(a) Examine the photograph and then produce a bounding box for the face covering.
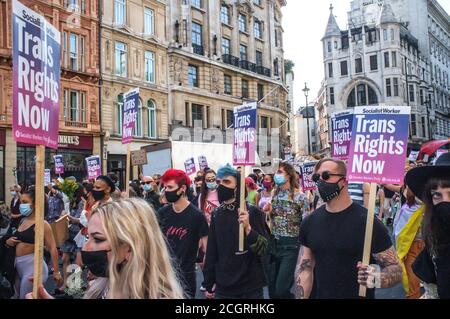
[165,188,183,203]
[19,204,32,217]
[11,191,16,197]
[316,178,345,202]
[262,181,273,191]
[92,189,106,201]
[206,182,218,190]
[143,184,152,192]
[82,193,89,201]
[81,250,111,278]
[217,184,235,204]
[196,186,201,194]
[434,202,450,229]
[274,174,286,186]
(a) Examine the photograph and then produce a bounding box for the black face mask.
[217,184,236,204]
[434,202,450,229]
[82,193,89,201]
[165,188,183,203]
[92,190,106,201]
[196,186,201,194]
[81,250,110,278]
[316,178,345,202]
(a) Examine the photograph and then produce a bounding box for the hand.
[357,262,377,288]
[205,291,215,299]
[53,272,64,287]
[25,280,54,299]
[6,237,21,247]
[263,203,272,213]
[238,208,251,235]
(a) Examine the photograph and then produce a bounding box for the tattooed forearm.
[295,246,315,299]
[373,247,402,289]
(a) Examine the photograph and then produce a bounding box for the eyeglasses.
[312,171,345,182]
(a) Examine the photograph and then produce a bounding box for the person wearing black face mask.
[156,169,209,298]
[406,152,450,299]
[202,164,269,300]
[296,158,401,299]
[92,176,115,205]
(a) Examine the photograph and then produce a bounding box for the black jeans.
[215,287,264,299]
[182,271,197,299]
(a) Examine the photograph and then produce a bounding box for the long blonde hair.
[84,198,184,299]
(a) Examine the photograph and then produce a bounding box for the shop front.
[0,129,5,202]
[17,134,94,188]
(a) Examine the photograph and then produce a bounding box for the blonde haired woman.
[28,198,184,299]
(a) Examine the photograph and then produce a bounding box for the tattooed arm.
[357,246,402,289]
[295,245,315,299]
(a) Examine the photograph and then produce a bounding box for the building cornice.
[101,75,169,95]
[102,23,169,49]
[428,0,450,27]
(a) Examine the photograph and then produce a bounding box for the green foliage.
[57,178,79,204]
[285,59,295,74]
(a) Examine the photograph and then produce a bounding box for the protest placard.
[54,155,64,174]
[198,155,209,171]
[86,156,102,180]
[331,110,353,160]
[301,162,318,191]
[184,158,197,176]
[233,102,257,166]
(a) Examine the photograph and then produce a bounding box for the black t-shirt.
[299,203,392,299]
[157,203,209,274]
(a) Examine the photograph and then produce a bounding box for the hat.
[405,152,450,201]
[96,175,116,193]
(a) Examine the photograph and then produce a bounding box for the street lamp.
[302,82,311,154]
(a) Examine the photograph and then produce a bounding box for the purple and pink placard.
[233,102,257,166]
[331,110,353,160]
[122,88,139,145]
[347,106,411,185]
[86,156,102,180]
[301,162,318,191]
[54,155,64,174]
[184,158,197,176]
[12,0,61,149]
[198,156,209,171]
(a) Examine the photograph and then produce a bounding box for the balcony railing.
[192,44,204,56]
[240,60,256,72]
[222,54,240,67]
[65,121,88,128]
[256,66,271,77]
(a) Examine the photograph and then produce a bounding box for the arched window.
[117,93,124,134]
[347,83,378,107]
[147,100,156,138]
[133,98,143,137]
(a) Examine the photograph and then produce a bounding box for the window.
[260,116,269,130]
[328,63,333,78]
[221,5,230,24]
[327,41,332,53]
[191,0,201,8]
[274,58,279,76]
[63,32,68,67]
[144,51,155,83]
[188,65,198,87]
[115,42,127,76]
[370,55,378,71]
[117,94,123,134]
[257,84,264,101]
[329,87,335,105]
[224,75,232,95]
[342,35,349,49]
[341,61,348,76]
[386,78,392,97]
[409,85,415,102]
[242,79,249,98]
[256,51,263,66]
[191,104,203,126]
[144,7,154,35]
[70,34,78,71]
[347,84,378,107]
[411,114,417,136]
[191,22,202,46]
[355,57,362,73]
[421,116,427,138]
[254,20,262,39]
[133,100,142,137]
[420,89,424,105]
[222,38,230,55]
[63,89,86,123]
[240,45,247,61]
[383,29,388,41]
[384,52,390,68]
[253,0,261,5]
[391,51,397,67]
[393,78,399,96]
[239,14,247,33]
[114,0,126,25]
[147,100,156,138]
[226,109,233,128]
[80,36,85,72]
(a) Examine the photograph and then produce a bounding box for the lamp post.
[302,82,311,154]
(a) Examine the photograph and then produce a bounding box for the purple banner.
[44,169,51,186]
[301,162,318,191]
[184,158,197,176]
[12,0,61,149]
[54,155,64,174]
[331,110,353,160]
[233,102,257,166]
[198,155,208,171]
[86,156,102,180]
[122,88,139,144]
[347,106,411,185]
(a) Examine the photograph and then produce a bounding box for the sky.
[282,0,450,113]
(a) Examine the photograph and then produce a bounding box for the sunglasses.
[205,178,217,183]
[141,181,154,185]
[312,171,345,182]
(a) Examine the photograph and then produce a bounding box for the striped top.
[348,182,364,207]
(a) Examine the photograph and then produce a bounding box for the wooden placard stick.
[125,144,131,197]
[359,182,378,297]
[32,145,45,299]
[239,166,246,252]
